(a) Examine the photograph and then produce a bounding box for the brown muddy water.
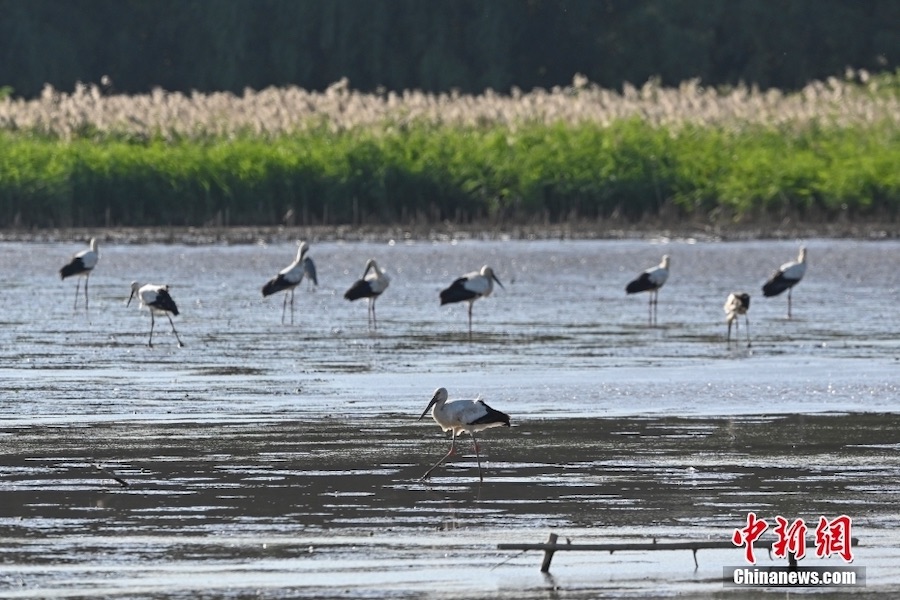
[1,237,899,598]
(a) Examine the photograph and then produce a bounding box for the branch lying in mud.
[497,531,860,573]
[93,463,129,487]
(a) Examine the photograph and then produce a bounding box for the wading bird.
[625,254,670,325]
[343,258,390,328]
[418,387,510,483]
[439,265,504,338]
[262,242,312,324]
[762,246,807,319]
[59,238,99,312]
[127,282,184,347]
[724,292,751,347]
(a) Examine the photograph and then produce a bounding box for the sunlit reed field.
[1,72,898,229]
[3,72,900,137]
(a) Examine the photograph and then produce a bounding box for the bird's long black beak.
[418,392,439,420]
[126,289,135,307]
[493,273,505,290]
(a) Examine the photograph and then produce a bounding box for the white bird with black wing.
[60,238,99,312]
[418,387,510,482]
[626,254,670,325]
[344,258,390,329]
[127,282,184,347]
[762,246,807,319]
[724,292,751,347]
[262,241,312,325]
[439,265,504,338]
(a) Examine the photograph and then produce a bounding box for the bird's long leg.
[280,292,288,324]
[467,301,473,340]
[148,312,155,347]
[787,288,793,319]
[166,313,184,347]
[471,432,484,483]
[290,288,295,325]
[745,315,751,348]
[84,273,90,313]
[420,432,457,481]
[370,298,377,330]
[654,290,660,325]
[73,279,81,311]
[727,320,733,344]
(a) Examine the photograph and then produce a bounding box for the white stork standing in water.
[762,246,807,319]
[59,238,99,312]
[127,282,184,347]
[343,258,390,329]
[418,387,510,483]
[724,292,751,347]
[439,265,504,339]
[625,254,670,325]
[262,242,311,324]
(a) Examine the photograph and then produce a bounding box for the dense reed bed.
[1,73,898,229]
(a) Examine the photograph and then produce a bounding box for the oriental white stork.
[127,282,184,347]
[724,292,751,347]
[439,265,504,338]
[762,246,807,319]
[626,254,669,324]
[262,241,311,324]
[343,258,390,329]
[59,238,99,312]
[418,387,510,482]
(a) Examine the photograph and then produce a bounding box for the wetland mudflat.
[1,238,899,598]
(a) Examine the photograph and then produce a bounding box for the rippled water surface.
[1,237,899,598]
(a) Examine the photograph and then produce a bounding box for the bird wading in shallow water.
[127,282,184,347]
[724,292,751,347]
[418,387,510,483]
[60,238,99,313]
[262,241,312,325]
[626,254,670,325]
[344,258,390,329]
[762,246,807,319]
[439,265,504,339]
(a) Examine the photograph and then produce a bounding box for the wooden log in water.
[497,533,860,573]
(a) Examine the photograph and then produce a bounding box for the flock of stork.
[624,246,808,347]
[58,238,807,480]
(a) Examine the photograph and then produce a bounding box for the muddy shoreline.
[1,217,898,244]
[2,238,898,598]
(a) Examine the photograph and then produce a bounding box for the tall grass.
[0,72,898,228]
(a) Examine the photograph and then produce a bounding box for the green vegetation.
[1,120,897,228]
[0,75,898,229]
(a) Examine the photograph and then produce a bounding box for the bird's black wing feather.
[262,274,293,297]
[440,278,478,305]
[344,279,375,301]
[625,273,654,294]
[471,401,511,427]
[762,273,795,297]
[150,288,179,315]
[60,257,87,279]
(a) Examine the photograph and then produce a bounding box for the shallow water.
[1,237,899,598]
